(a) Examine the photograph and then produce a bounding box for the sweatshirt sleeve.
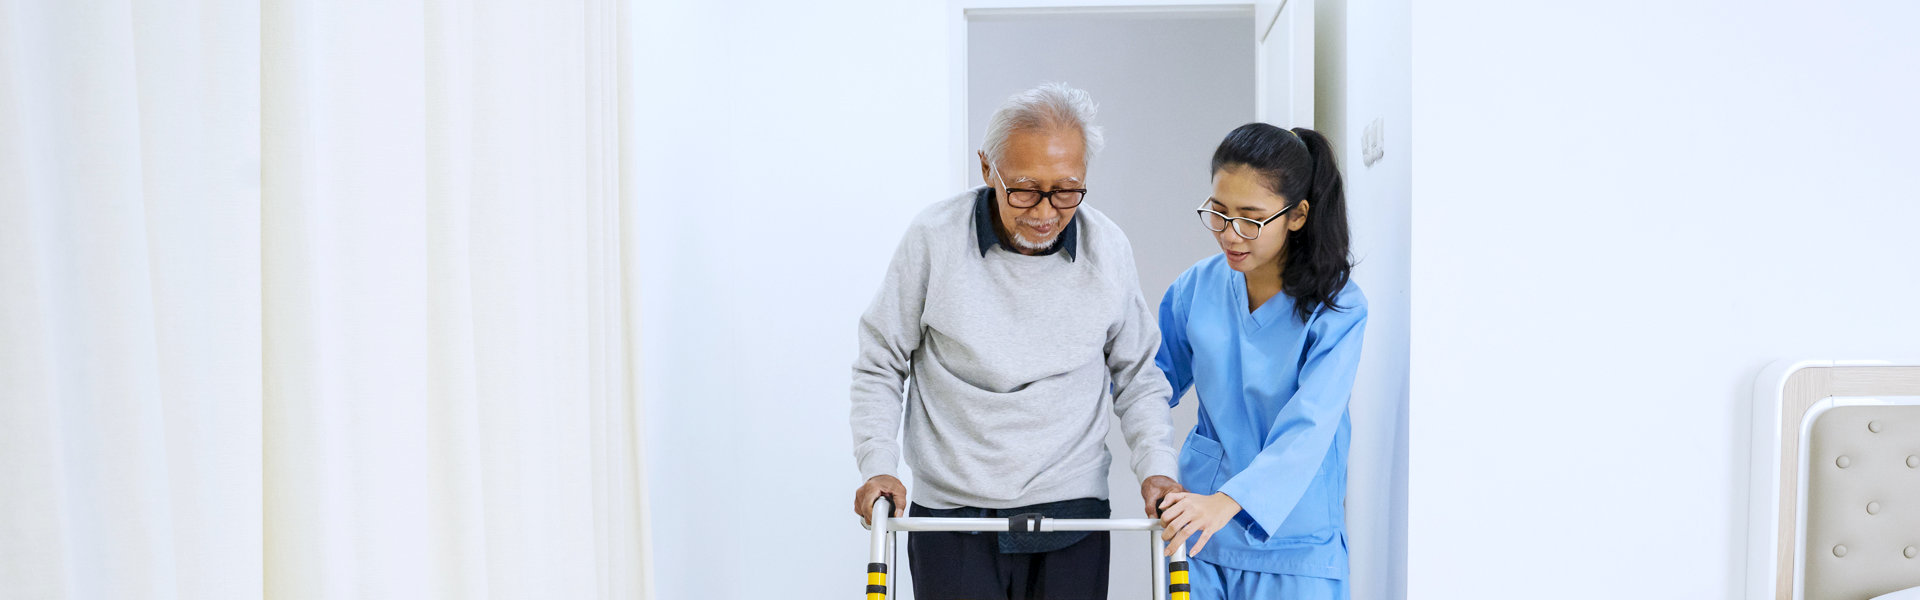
[1104,241,1180,483]
[848,224,930,481]
[1216,288,1367,541]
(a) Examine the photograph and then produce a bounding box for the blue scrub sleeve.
[1154,271,1195,405]
[1216,298,1367,541]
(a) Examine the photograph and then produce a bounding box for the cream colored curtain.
[0,0,651,597]
[0,1,264,597]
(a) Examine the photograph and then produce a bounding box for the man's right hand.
[854,475,907,526]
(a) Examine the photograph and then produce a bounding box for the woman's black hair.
[1210,122,1352,323]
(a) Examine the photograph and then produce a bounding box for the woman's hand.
[1157,491,1242,556]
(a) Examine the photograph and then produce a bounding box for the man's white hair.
[980,82,1104,168]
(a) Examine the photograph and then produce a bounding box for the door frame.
[944,1,1278,190]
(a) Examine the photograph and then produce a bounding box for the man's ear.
[1288,200,1311,232]
[978,151,993,187]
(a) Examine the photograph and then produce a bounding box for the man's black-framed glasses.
[991,165,1087,210]
[1197,198,1299,240]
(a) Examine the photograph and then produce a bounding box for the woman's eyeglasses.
[1196,198,1298,240]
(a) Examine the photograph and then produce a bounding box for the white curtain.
[0,1,264,598]
[0,0,651,597]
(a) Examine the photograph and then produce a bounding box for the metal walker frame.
[862,496,1191,599]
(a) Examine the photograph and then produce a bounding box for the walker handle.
[868,494,897,525]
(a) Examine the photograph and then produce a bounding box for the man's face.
[978,129,1087,254]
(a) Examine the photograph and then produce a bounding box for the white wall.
[967,11,1254,598]
[1411,1,1920,597]
[637,1,1413,598]
[631,2,951,598]
[1312,0,1412,598]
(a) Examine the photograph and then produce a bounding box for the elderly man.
[849,83,1184,600]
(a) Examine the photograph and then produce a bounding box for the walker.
[862,496,1191,599]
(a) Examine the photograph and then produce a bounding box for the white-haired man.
[850,83,1184,599]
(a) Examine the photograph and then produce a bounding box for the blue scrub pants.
[1187,557,1348,600]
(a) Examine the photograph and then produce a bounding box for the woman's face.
[1207,165,1306,274]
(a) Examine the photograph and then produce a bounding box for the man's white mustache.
[1017,217,1060,229]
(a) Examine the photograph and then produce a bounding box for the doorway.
[963,6,1254,599]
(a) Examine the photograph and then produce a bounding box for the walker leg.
[1152,534,1170,600]
[886,530,898,600]
[1168,542,1191,600]
[866,497,891,600]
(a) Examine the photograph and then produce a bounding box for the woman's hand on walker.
[1158,491,1241,556]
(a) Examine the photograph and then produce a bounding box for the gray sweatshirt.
[850,186,1179,509]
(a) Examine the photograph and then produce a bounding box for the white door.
[1255,0,1315,127]
[964,7,1256,599]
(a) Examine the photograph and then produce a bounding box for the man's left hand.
[1140,475,1185,518]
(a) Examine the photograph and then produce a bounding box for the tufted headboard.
[1750,360,1920,600]
[1801,398,1920,599]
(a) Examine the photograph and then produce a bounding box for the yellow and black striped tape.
[1169,560,1190,600]
[865,562,888,600]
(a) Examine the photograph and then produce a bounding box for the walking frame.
[862,496,1191,599]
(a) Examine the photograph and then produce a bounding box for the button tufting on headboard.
[1804,402,1920,599]
[1747,363,1920,600]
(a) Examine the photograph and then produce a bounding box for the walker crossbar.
[862,496,1190,600]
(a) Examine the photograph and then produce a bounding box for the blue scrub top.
[1155,254,1366,579]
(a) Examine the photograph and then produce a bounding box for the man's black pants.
[906,502,1111,600]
